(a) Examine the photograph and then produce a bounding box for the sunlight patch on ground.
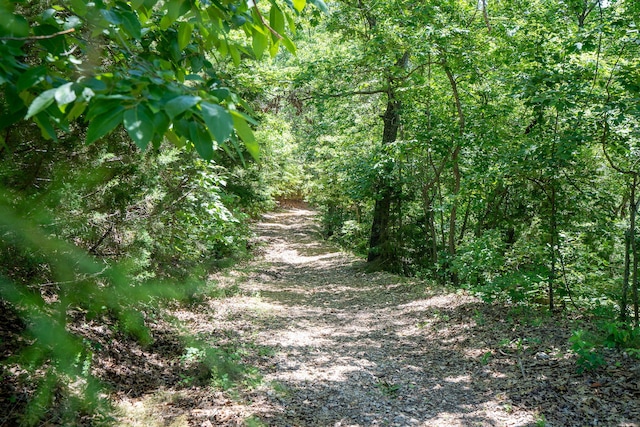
[422,408,536,427]
[116,393,189,427]
[442,374,471,384]
[265,249,344,265]
[398,293,478,311]
[273,355,374,384]
[264,328,333,348]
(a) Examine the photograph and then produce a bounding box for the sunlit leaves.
[293,0,307,12]
[231,111,259,161]
[7,0,331,163]
[54,82,77,107]
[25,88,57,120]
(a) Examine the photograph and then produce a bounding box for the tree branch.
[300,87,389,101]
[0,28,75,41]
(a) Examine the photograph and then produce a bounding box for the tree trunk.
[367,93,401,263]
[621,227,630,323]
[367,52,409,265]
[442,58,464,285]
[631,175,639,325]
[549,180,557,311]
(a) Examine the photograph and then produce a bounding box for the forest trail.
[117,208,639,427]
[207,207,538,426]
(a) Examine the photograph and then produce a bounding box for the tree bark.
[367,52,409,265]
[367,91,401,263]
[442,57,464,285]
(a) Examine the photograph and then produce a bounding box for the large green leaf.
[252,29,268,59]
[123,104,154,150]
[86,99,123,121]
[189,122,214,160]
[1,12,29,37]
[269,5,285,39]
[200,102,233,145]
[231,111,259,161]
[177,22,193,50]
[25,88,57,120]
[116,7,142,39]
[85,106,124,144]
[165,95,200,119]
[160,0,184,30]
[282,37,296,55]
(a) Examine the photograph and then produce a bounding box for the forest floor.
[112,207,640,427]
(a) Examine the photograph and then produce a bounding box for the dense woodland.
[1,0,640,425]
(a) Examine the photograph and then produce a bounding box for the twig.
[0,28,75,41]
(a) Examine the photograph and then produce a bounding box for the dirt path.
[214,208,538,426]
[117,208,640,427]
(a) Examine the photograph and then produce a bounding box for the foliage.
[263,0,640,321]
[569,329,607,373]
[570,322,640,373]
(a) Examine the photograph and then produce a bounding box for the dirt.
[111,208,640,427]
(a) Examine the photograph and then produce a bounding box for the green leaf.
[252,29,268,59]
[161,0,184,30]
[307,0,328,13]
[1,13,29,37]
[269,39,280,57]
[189,122,214,160]
[123,104,154,150]
[85,106,124,144]
[165,95,200,119]
[177,22,193,50]
[293,0,306,12]
[229,44,241,66]
[282,37,296,55]
[16,66,47,92]
[25,88,57,120]
[86,99,122,120]
[200,102,233,144]
[66,101,86,121]
[117,8,142,39]
[152,111,171,136]
[164,129,183,147]
[143,0,159,10]
[231,111,259,161]
[54,83,77,107]
[34,112,58,141]
[130,0,145,10]
[269,5,285,38]
[285,11,296,33]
